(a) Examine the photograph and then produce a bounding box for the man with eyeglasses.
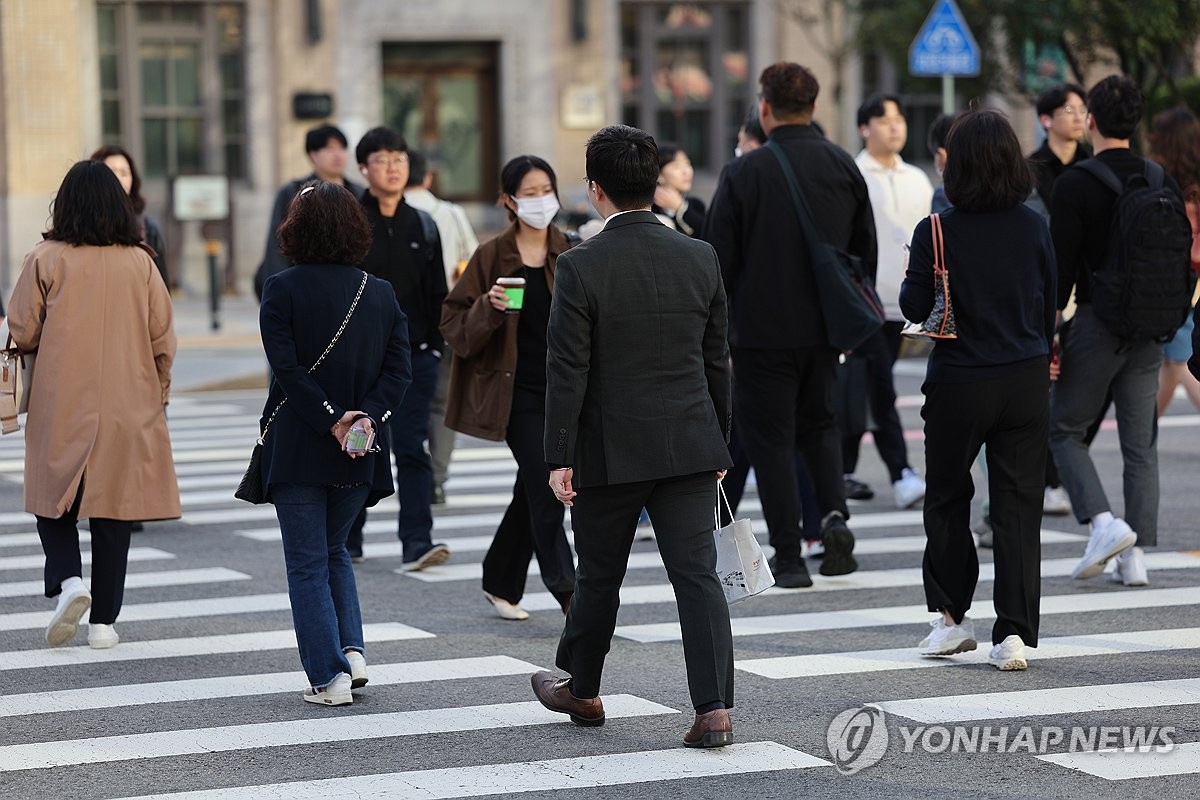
[346,126,451,570]
[1029,83,1089,220]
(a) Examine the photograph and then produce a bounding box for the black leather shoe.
[820,512,858,576]
[684,708,733,748]
[772,558,813,588]
[844,477,875,501]
[531,671,605,726]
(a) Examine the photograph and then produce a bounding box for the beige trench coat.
[7,240,181,520]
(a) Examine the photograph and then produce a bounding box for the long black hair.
[44,160,143,246]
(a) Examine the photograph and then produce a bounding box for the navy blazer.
[259,264,412,505]
[544,210,732,487]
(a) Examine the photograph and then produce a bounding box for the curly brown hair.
[277,180,373,266]
[759,62,819,120]
[1149,107,1200,201]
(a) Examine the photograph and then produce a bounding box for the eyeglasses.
[367,155,409,168]
[1055,106,1088,118]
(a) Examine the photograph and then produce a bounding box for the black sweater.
[900,205,1056,383]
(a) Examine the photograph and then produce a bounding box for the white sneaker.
[1043,486,1072,515]
[345,649,368,688]
[1072,518,1137,580]
[303,672,352,706]
[46,578,91,647]
[918,616,978,656]
[1110,546,1149,586]
[893,468,926,509]
[87,623,119,649]
[484,592,530,621]
[801,539,825,558]
[989,635,1028,671]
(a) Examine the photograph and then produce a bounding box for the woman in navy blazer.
[258,181,412,706]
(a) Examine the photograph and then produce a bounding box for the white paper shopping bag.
[713,483,775,604]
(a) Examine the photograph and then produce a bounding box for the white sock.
[60,576,85,594]
[1090,512,1114,534]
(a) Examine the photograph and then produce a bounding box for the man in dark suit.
[531,125,736,749]
[704,62,878,586]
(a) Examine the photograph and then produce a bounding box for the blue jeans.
[273,483,369,689]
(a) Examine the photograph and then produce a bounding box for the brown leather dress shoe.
[530,670,605,727]
[684,708,733,748]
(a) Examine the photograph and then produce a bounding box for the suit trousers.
[841,322,910,482]
[37,488,133,625]
[482,389,576,604]
[731,346,848,563]
[556,471,734,711]
[428,352,456,490]
[922,359,1047,647]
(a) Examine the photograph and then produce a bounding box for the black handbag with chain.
[235,271,370,504]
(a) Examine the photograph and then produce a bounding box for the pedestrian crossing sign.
[909,0,981,77]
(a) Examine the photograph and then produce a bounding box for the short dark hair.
[926,113,958,156]
[943,111,1034,212]
[277,180,373,265]
[355,126,407,165]
[44,160,143,246]
[1087,75,1144,140]
[656,142,687,171]
[585,125,659,211]
[1035,83,1086,118]
[759,62,819,120]
[856,93,904,128]
[89,144,147,215]
[305,124,349,154]
[741,105,765,145]
[407,149,428,187]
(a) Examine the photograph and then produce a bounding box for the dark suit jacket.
[703,124,877,349]
[544,210,732,487]
[259,264,412,505]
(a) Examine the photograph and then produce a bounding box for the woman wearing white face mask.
[440,155,577,621]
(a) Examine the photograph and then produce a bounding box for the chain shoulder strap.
[257,271,370,445]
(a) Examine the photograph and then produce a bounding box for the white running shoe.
[303,672,352,706]
[1072,518,1137,580]
[345,649,368,688]
[893,468,926,510]
[1110,546,1149,587]
[989,635,1028,671]
[46,578,91,647]
[484,592,530,621]
[801,539,825,559]
[1043,486,1072,515]
[918,616,978,656]
[87,623,119,649]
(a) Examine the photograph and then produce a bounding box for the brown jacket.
[440,223,571,441]
[8,240,181,520]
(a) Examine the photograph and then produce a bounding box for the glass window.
[140,43,169,106]
[172,43,201,107]
[176,117,204,172]
[142,117,168,176]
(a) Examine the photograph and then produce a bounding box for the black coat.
[544,210,732,487]
[258,264,412,505]
[703,124,877,349]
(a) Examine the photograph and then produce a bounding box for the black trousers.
[721,421,821,536]
[482,391,576,604]
[841,322,910,482]
[922,359,1047,647]
[731,346,847,564]
[37,491,133,625]
[556,471,734,711]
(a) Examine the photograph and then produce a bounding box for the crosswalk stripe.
[400,550,666,582]
[110,741,827,800]
[735,626,1200,678]
[0,695,676,773]
[0,593,292,632]
[0,567,249,599]
[0,656,544,717]
[0,531,85,548]
[611,586,1200,641]
[0,546,173,572]
[0,622,433,671]
[876,677,1200,723]
[1038,741,1200,780]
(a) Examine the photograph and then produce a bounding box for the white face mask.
[514,194,560,230]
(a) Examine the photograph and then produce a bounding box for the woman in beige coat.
[7,160,180,649]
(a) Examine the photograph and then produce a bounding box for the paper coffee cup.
[497,277,526,312]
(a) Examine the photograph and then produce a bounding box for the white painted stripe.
[0,546,173,572]
[403,550,667,582]
[1038,741,1200,780]
[0,695,675,773]
[613,586,1200,641]
[0,567,249,599]
[0,531,87,548]
[237,512,522,541]
[0,622,432,671]
[0,593,292,632]
[449,446,516,462]
[172,460,252,477]
[0,656,543,717]
[159,403,245,418]
[736,626,1200,678]
[169,437,257,451]
[109,741,827,800]
[877,677,1200,723]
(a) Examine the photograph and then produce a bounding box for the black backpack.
[1079,158,1195,343]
